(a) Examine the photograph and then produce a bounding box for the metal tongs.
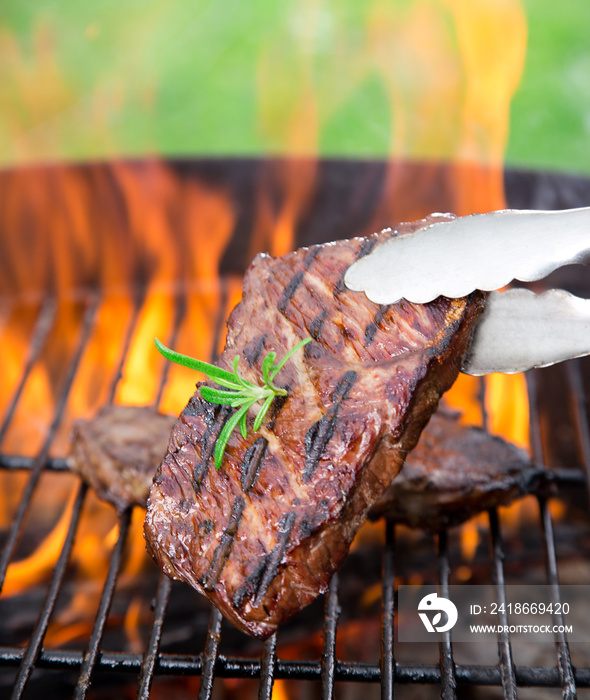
[344,207,590,376]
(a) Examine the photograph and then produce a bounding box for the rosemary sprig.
[155,336,311,468]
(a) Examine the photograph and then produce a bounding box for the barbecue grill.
[1,159,590,699]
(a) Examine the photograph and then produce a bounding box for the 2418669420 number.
[490,602,570,615]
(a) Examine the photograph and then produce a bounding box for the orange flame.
[2,482,77,596]
[0,0,533,653]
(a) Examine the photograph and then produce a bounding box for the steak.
[68,405,175,512]
[369,406,548,530]
[68,404,547,532]
[144,215,486,639]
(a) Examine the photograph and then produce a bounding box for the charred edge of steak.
[203,496,246,591]
[303,370,358,482]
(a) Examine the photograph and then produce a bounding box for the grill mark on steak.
[303,246,321,268]
[278,271,304,313]
[364,322,377,345]
[303,370,357,482]
[241,437,268,491]
[267,393,288,425]
[232,560,266,610]
[244,335,267,366]
[310,310,327,340]
[191,403,232,494]
[231,512,298,610]
[252,511,297,608]
[364,306,392,347]
[203,496,246,591]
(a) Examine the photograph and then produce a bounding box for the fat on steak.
[369,406,548,530]
[144,216,486,639]
[68,405,175,512]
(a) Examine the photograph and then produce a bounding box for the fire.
[448,0,528,214]
[0,0,536,670]
[2,482,77,596]
[0,162,240,647]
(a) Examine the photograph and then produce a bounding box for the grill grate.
[1,289,590,699]
[1,162,590,699]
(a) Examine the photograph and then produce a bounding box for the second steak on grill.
[144,215,486,639]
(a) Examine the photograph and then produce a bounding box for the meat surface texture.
[69,405,175,512]
[369,406,548,530]
[144,216,486,639]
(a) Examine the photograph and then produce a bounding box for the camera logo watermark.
[418,593,458,633]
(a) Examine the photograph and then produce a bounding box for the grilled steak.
[68,405,175,512]
[369,406,548,530]
[144,215,486,639]
[68,404,546,532]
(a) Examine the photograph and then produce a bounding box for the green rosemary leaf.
[230,396,248,408]
[214,404,250,469]
[261,351,277,386]
[269,337,312,380]
[199,386,242,405]
[231,355,255,389]
[156,335,312,469]
[238,407,249,439]
[155,338,237,385]
[253,394,274,431]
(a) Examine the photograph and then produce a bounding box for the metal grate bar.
[136,574,172,699]
[0,455,70,471]
[197,606,223,700]
[0,299,57,445]
[0,296,99,592]
[481,368,518,699]
[566,360,590,508]
[321,572,340,700]
[10,481,88,699]
[8,452,588,484]
[437,530,457,700]
[539,497,577,700]
[527,371,577,699]
[73,507,133,699]
[2,645,590,686]
[380,520,395,700]
[488,508,518,700]
[258,632,278,700]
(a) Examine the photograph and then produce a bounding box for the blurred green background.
[0,0,589,174]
